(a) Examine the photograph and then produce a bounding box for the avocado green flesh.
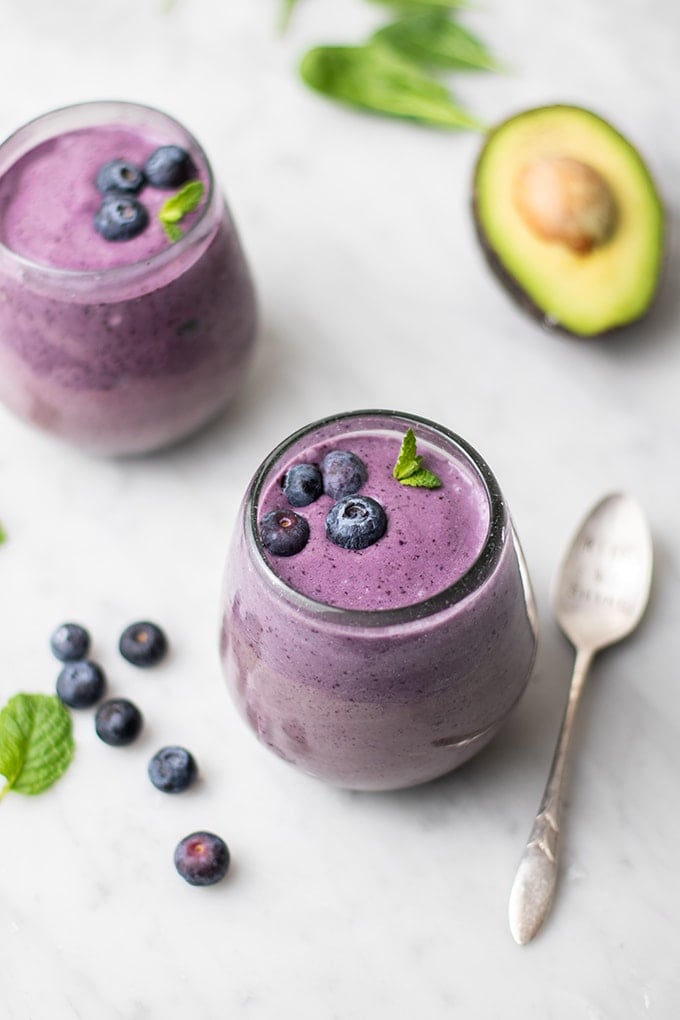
[474,106,665,337]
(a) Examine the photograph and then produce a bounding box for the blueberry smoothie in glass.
[0,101,256,455]
[220,411,538,791]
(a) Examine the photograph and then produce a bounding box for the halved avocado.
[473,105,665,338]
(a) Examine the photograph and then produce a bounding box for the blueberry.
[174,831,230,886]
[148,746,198,793]
[259,509,310,557]
[95,698,143,746]
[119,621,168,667]
[56,660,106,709]
[50,622,91,662]
[95,158,145,195]
[326,495,387,550]
[144,145,196,188]
[321,450,367,500]
[94,195,149,241]
[282,463,323,507]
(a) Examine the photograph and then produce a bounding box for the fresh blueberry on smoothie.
[144,145,195,188]
[95,158,146,195]
[282,463,324,507]
[325,494,387,550]
[260,509,310,557]
[321,449,367,499]
[94,193,149,241]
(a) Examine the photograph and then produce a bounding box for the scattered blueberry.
[326,495,387,550]
[259,509,310,557]
[56,660,106,709]
[321,450,367,500]
[144,145,196,188]
[95,698,143,746]
[148,746,198,794]
[95,158,146,195]
[282,463,323,507]
[174,831,230,886]
[50,622,91,662]
[119,621,168,667]
[94,194,149,241]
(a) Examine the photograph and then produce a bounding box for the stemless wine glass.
[0,101,256,455]
[220,410,538,791]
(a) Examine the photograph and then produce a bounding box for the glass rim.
[0,99,217,285]
[246,409,508,628]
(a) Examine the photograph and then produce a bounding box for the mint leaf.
[0,693,74,801]
[299,44,485,131]
[393,427,421,479]
[158,180,205,242]
[398,468,442,488]
[393,429,442,488]
[0,521,6,544]
[162,222,184,244]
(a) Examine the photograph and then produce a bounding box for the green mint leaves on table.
[158,180,205,243]
[0,693,75,801]
[292,1,499,130]
[393,428,442,488]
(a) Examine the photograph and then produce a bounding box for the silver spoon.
[508,492,653,945]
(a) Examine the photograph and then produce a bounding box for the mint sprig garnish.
[158,180,205,243]
[0,521,6,544]
[392,428,442,488]
[0,693,74,801]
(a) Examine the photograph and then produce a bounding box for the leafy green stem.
[280,0,301,32]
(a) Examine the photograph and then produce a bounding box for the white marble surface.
[1,1,679,1017]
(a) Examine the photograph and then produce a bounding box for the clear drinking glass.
[0,101,256,455]
[220,410,538,791]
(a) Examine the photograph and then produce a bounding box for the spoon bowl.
[553,493,654,653]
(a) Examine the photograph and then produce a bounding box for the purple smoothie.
[0,102,256,455]
[220,411,538,790]
[258,432,490,611]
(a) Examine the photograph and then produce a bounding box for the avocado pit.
[514,155,617,255]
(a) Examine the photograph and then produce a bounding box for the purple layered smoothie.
[0,102,256,455]
[220,411,538,790]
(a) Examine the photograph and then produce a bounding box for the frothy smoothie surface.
[258,428,491,611]
[0,125,207,271]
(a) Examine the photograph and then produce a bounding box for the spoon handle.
[508,647,593,945]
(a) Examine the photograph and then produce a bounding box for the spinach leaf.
[300,44,484,130]
[367,0,470,10]
[374,12,502,71]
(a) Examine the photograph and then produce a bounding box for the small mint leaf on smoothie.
[393,428,442,488]
[0,693,75,802]
[158,180,205,242]
[398,468,442,489]
[162,222,184,244]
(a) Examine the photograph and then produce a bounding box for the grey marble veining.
[0,1,679,1017]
